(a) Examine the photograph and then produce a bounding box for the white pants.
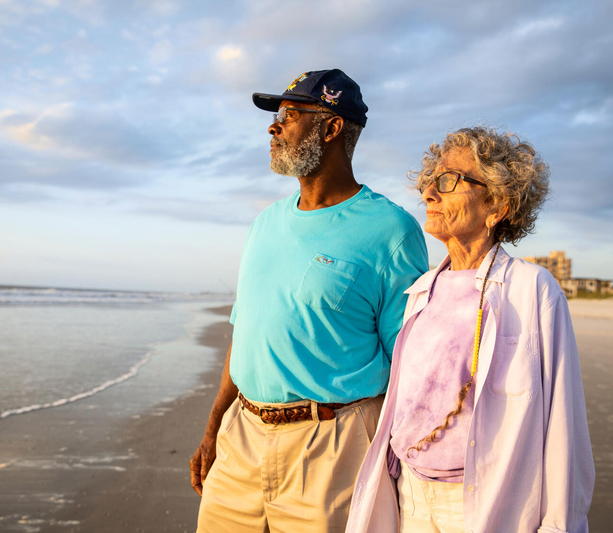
[397,460,465,533]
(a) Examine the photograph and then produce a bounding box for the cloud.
[152,24,170,38]
[0,103,71,151]
[572,97,613,125]
[216,45,242,62]
[210,44,261,90]
[0,102,180,168]
[133,195,259,225]
[34,42,54,53]
[513,16,564,38]
[36,0,61,8]
[0,139,151,191]
[149,38,173,63]
[9,121,55,149]
[1,0,612,290]
[141,0,179,17]
[0,184,56,203]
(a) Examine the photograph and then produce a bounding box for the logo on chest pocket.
[297,253,361,311]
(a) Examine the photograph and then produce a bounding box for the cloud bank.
[1,0,611,289]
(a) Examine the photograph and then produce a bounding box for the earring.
[487,225,491,237]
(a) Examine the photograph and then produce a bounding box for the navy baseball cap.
[253,69,368,127]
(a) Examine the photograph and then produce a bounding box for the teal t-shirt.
[230,185,428,403]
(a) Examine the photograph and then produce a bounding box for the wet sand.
[0,305,232,533]
[0,300,611,532]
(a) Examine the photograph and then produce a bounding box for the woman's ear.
[487,204,510,229]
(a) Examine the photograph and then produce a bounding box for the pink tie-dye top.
[390,266,489,483]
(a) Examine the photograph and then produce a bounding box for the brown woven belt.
[238,392,363,424]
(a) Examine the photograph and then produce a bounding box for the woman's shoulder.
[504,254,566,304]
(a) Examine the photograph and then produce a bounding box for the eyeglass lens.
[272,107,292,124]
[272,107,282,124]
[437,172,459,192]
[419,172,459,193]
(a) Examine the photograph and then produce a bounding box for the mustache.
[271,138,287,148]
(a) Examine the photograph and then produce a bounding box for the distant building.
[523,250,572,281]
[559,278,601,298]
[522,251,611,298]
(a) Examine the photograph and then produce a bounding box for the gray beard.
[270,126,323,177]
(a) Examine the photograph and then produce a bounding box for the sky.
[1,0,612,293]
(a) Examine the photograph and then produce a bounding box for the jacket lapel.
[473,245,510,404]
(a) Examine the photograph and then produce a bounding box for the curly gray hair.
[413,126,550,244]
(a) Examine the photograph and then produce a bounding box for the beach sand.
[0,305,232,533]
[568,299,613,531]
[0,300,611,532]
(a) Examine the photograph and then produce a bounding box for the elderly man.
[190,69,428,532]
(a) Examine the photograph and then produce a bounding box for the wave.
[0,348,157,420]
[0,286,233,306]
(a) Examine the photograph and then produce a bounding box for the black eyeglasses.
[272,106,333,125]
[419,171,487,194]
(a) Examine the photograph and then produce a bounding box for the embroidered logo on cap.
[286,73,308,92]
[315,255,334,265]
[321,85,342,105]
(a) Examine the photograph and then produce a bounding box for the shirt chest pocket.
[297,253,361,311]
[486,333,539,400]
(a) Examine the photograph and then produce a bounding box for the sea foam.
[1,348,155,420]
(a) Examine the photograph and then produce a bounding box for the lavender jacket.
[346,246,595,533]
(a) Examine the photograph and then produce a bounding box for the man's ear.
[323,115,344,143]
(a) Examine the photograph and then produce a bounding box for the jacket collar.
[404,244,511,295]
[476,243,509,283]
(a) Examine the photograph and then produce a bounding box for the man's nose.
[268,121,281,136]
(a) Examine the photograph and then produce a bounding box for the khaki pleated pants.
[197,395,384,533]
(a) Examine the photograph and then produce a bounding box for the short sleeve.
[228,219,257,327]
[376,227,428,358]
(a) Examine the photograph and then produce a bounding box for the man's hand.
[190,432,217,496]
[189,341,237,497]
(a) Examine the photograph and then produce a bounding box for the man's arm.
[189,342,238,496]
[376,227,428,357]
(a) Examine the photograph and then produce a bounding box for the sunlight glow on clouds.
[1,103,71,153]
[9,122,55,150]
[216,45,242,62]
[0,0,611,291]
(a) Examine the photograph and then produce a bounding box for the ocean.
[0,286,234,421]
[0,291,610,531]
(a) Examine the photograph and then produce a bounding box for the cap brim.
[252,92,319,112]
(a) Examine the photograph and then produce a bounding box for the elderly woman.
[346,127,594,533]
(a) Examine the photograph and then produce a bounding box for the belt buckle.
[318,405,336,420]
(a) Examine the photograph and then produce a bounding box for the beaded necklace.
[470,242,501,380]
